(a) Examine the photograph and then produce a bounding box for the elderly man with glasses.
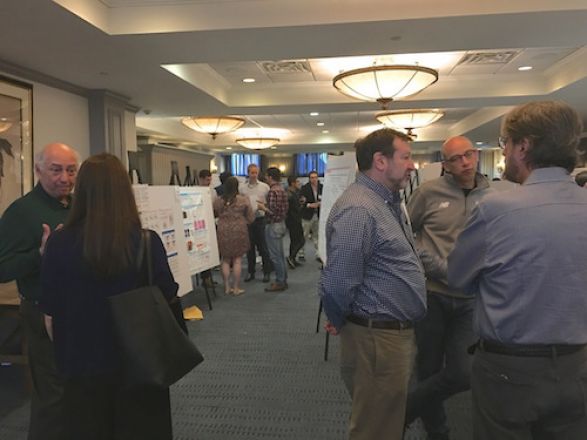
[405,135,493,440]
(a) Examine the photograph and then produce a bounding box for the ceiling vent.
[259,60,312,74]
[458,51,519,65]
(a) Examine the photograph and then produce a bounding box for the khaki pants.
[340,322,415,440]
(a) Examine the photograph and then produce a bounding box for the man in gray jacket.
[405,136,492,439]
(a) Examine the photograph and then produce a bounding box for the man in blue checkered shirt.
[319,128,427,440]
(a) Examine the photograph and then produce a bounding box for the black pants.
[20,300,65,440]
[246,217,272,275]
[63,374,172,440]
[286,218,305,260]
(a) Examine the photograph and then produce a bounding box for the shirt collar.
[33,183,72,209]
[523,167,573,186]
[356,172,401,204]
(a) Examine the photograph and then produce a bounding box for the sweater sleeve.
[0,202,42,282]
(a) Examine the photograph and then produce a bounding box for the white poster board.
[133,185,192,296]
[177,186,220,275]
[318,153,358,263]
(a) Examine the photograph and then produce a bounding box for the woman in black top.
[40,153,178,440]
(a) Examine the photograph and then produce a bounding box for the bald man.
[0,142,79,440]
[405,136,493,439]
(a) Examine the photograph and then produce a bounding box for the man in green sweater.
[0,142,78,440]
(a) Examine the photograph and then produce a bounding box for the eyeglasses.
[443,149,477,164]
[498,136,508,149]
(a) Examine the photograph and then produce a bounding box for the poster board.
[177,186,220,275]
[133,185,192,296]
[318,153,357,263]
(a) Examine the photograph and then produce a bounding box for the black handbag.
[107,229,204,388]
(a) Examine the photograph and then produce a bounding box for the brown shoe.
[264,282,287,292]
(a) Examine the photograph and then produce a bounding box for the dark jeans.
[472,347,587,440]
[285,218,305,260]
[63,373,172,440]
[246,217,272,276]
[406,293,475,436]
[20,300,65,440]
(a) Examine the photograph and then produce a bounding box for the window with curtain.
[228,153,261,176]
[294,152,328,177]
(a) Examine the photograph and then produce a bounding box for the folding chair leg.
[316,299,323,333]
[324,332,330,361]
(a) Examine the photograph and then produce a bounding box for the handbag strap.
[143,229,154,286]
[136,229,153,287]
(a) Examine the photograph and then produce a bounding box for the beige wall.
[140,144,214,185]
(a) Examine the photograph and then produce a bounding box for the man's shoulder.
[2,189,40,218]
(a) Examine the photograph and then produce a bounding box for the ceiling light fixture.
[333,65,438,108]
[376,109,444,137]
[181,116,245,139]
[518,66,533,71]
[242,78,256,83]
[310,112,319,116]
[236,137,280,150]
[317,122,325,126]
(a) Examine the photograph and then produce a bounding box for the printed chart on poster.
[133,185,192,296]
[318,153,357,263]
[177,186,219,275]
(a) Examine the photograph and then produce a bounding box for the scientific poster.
[133,185,192,296]
[177,186,220,275]
[318,153,357,263]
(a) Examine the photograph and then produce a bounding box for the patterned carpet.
[0,247,472,439]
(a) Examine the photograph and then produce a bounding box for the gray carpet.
[0,246,472,439]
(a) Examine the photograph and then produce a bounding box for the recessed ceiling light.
[476,141,484,145]
[322,130,329,134]
[310,112,319,116]
[317,122,325,126]
[242,78,256,83]
[226,147,232,150]
[518,66,533,71]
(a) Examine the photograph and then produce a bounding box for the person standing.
[0,143,78,440]
[299,170,323,261]
[239,164,272,283]
[319,128,426,440]
[213,176,255,295]
[261,167,289,292]
[405,136,492,439]
[448,101,587,439]
[285,176,305,269]
[40,153,177,440]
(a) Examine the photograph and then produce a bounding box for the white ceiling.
[1,0,586,155]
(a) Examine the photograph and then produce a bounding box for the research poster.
[133,185,192,296]
[177,186,220,275]
[318,153,357,263]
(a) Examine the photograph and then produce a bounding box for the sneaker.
[286,257,296,269]
[298,255,306,262]
[262,273,270,283]
[244,274,255,282]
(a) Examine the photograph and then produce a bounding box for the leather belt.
[476,339,586,358]
[347,314,413,330]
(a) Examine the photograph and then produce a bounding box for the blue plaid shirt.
[319,173,427,330]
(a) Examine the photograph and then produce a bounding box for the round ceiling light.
[333,65,438,108]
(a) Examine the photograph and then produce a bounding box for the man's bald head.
[35,143,79,202]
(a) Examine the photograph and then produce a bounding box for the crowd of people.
[0,99,586,440]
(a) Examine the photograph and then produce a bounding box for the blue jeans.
[406,293,475,436]
[264,222,287,284]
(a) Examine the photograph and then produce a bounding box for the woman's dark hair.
[222,176,240,205]
[65,153,141,278]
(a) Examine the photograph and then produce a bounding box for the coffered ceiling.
[1,0,586,155]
